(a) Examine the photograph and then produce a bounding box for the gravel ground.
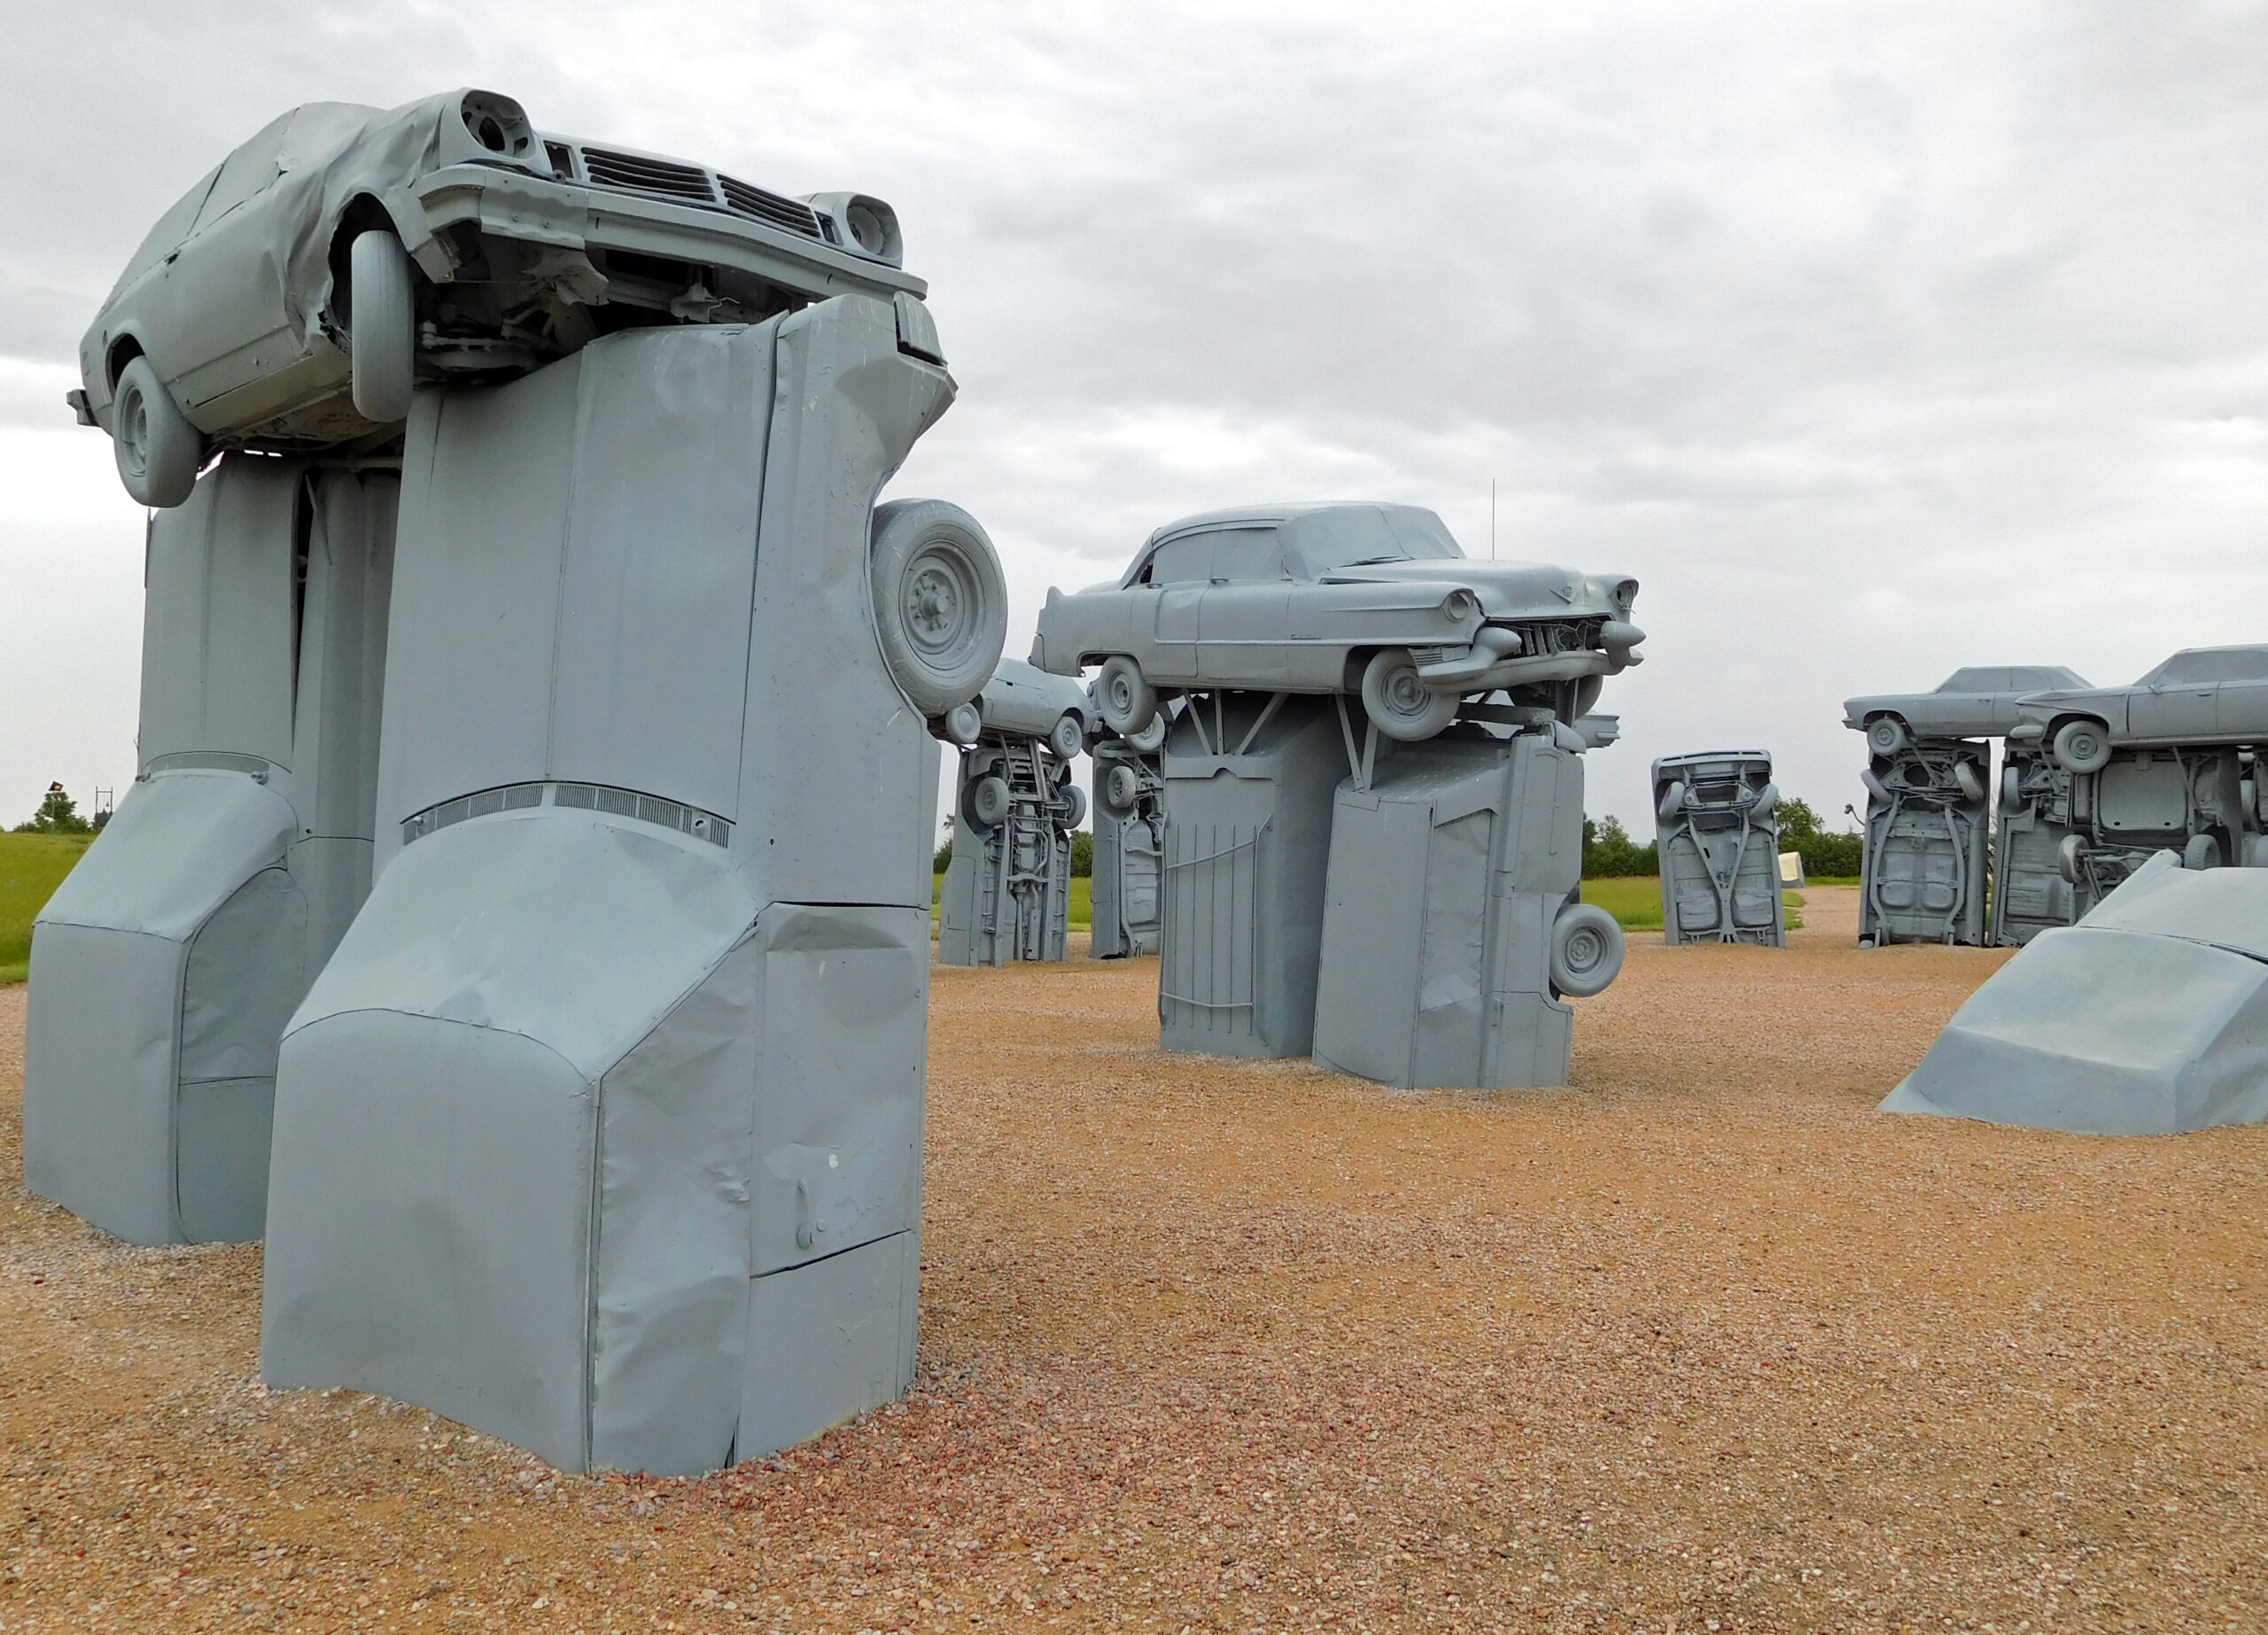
[2,885,2264,1634]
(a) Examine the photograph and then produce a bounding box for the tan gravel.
[2,884,2264,1634]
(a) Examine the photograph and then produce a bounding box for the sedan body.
[2010,647,2268,761]
[1031,503,1640,699]
[1843,666,2089,741]
[74,89,932,451]
[975,658,1097,744]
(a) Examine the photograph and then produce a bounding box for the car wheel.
[110,355,202,508]
[1095,655,1157,736]
[967,775,1011,829]
[2057,833,2087,885]
[1049,712,1084,762]
[1866,716,1909,758]
[1953,763,1984,804]
[2052,718,2113,775]
[1550,903,1625,998]
[1103,764,1141,811]
[1752,781,1780,815]
[1126,709,1169,754]
[2184,833,2222,872]
[2000,767,2026,816]
[870,499,1007,716]
[1060,784,1087,830]
[349,229,416,422]
[1656,780,1687,825]
[1361,649,1457,741]
[1861,767,1891,809]
[939,702,983,746]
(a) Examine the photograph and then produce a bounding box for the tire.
[1094,655,1157,737]
[2052,718,2113,775]
[1866,716,1910,758]
[939,702,983,746]
[1752,781,1780,815]
[1060,784,1088,830]
[1049,712,1085,763]
[2184,833,2222,872]
[2057,833,2086,886]
[1860,768,1891,809]
[110,355,202,508]
[1656,780,1688,825]
[870,499,1007,716]
[1361,648,1457,741]
[1550,903,1626,998]
[2000,767,2026,816]
[1126,710,1169,755]
[1953,763,1984,804]
[349,229,416,422]
[967,775,1011,829]
[1103,764,1141,811]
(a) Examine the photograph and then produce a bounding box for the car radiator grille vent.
[544,141,576,181]
[580,147,718,205]
[718,174,826,239]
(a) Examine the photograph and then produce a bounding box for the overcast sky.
[4,0,2265,834]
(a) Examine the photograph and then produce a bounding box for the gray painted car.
[72,88,936,505]
[941,657,1098,760]
[1030,503,1643,743]
[2009,647,2268,773]
[1841,665,2089,759]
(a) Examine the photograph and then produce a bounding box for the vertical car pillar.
[24,454,395,1244]
[1653,751,1786,948]
[1090,739,1164,959]
[937,738,1076,965]
[1311,729,1616,1089]
[260,298,968,1476]
[1156,693,1345,1058]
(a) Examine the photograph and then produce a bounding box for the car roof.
[1144,501,1446,546]
[1937,665,2089,693]
[2139,644,2268,685]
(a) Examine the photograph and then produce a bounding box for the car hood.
[1316,560,1633,619]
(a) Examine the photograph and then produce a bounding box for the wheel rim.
[1104,670,1133,713]
[119,385,149,480]
[1564,926,1604,975]
[902,544,979,667]
[1380,660,1432,722]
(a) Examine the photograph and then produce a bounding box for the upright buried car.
[1030,503,1643,743]
[73,89,937,505]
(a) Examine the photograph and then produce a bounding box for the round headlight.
[1441,589,1480,622]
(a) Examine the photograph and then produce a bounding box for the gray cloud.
[5,0,2268,827]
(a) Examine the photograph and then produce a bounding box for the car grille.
[567,144,829,244]
[718,174,826,240]
[580,146,717,204]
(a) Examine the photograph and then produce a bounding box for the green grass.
[1581,875,1810,933]
[0,833,96,983]
[935,872,1092,933]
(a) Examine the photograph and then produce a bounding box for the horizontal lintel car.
[1030,502,1642,744]
[1842,666,2089,760]
[2008,646,2268,773]
[76,88,941,506]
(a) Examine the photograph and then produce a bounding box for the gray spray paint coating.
[1090,737,1165,959]
[23,454,394,1245]
[938,741,1079,966]
[260,296,979,1476]
[1884,851,2268,1134]
[1157,694,1347,1058]
[1312,729,1595,1089]
[1653,751,1784,948]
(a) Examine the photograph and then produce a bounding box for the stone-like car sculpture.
[73,88,935,507]
[2008,647,2268,774]
[1030,503,1643,743]
[942,656,1098,763]
[1843,665,2090,759]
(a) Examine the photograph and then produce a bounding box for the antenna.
[1489,477,1496,560]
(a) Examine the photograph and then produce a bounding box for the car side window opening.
[1203,527,1287,583]
[1145,534,1216,585]
[191,111,299,235]
[2145,649,2268,686]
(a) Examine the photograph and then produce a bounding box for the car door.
[2213,655,2268,740]
[1143,533,1212,680]
[2128,672,2217,740]
[1195,528,1293,686]
[155,110,309,412]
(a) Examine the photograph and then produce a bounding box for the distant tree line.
[12,785,107,836]
[1583,796,1863,879]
